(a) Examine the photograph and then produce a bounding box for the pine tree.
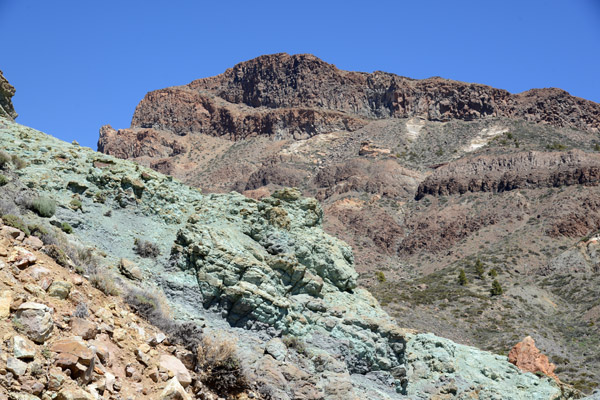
[491,279,503,296]
[475,258,485,280]
[458,269,468,285]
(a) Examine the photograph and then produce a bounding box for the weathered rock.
[48,367,67,391]
[47,281,72,299]
[55,387,95,400]
[508,336,558,381]
[265,338,287,361]
[0,290,12,318]
[159,377,191,400]
[13,302,54,343]
[118,258,142,281]
[416,150,600,200]
[1,226,25,241]
[159,354,192,388]
[7,357,27,376]
[51,337,95,373]
[8,247,37,269]
[23,236,43,250]
[70,318,97,340]
[13,335,36,359]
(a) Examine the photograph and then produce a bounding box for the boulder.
[23,236,43,250]
[508,336,558,381]
[56,387,95,400]
[118,258,142,281]
[159,354,192,387]
[1,226,25,241]
[70,318,98,340]
[265,337,288,361]
[159,377,191,400]
[13,302,54,343]
[7,356,28,376]
[47,281,72,299]
[13,335,36,359]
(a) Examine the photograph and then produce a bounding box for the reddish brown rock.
[0,69,17,120]
[508,336,558,381]
[416,150,600,200]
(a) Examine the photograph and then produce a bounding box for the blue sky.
[1,0,599,149]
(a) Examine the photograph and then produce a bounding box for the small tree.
[475,258,485,280]
[490,279,503,296]
[458,269,468,285]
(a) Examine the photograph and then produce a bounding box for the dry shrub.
[90,273,121,296]
[133,238,160,258]
[124,287,202,351]
[197,334,249,395]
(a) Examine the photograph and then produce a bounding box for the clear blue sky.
[1,0,599,149]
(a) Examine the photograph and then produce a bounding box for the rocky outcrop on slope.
[0,70,17,120]
[98,53,599,150]
[416,150,600,199]
[509,336,558,381]
[1,118,574,398]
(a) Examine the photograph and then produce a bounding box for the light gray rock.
[13,335,36,359]
[7,356,28,376]
[265,338,287,361]
[13,302,54,343]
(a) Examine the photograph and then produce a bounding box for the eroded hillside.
[96,53,600,393]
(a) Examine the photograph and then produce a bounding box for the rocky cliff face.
[0,118,577,398]
[416,150,600,199]
[0,70,17,120]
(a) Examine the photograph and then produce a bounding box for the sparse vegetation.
[0,174,7,186]
[74,302,89,318]
[29,196,56,217]
[69,198,82,211]
[11,154,26,169]
[1,214,30,235]
[0,152,10,169]
[546,142,568,151]
[491,279,503,296]
[458,269,468,285]
[488,268,498,278]
[133,238,160,258]
[90,273,120,296]
[61,222,73,234]
[197,334,249,395]
[475,258,486,280]
[282,335,307,355]
[375,270,386,283]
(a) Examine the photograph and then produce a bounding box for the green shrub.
[1,214,30,235]
[0,174,7,186]
[30,196,56,218]
[491,279,503,296]
[488,268,498,278]
[375,270,386,283]
[69,198,82,211]
[475,258,486,280]
[61,222,73,234]
[458,269,468,285]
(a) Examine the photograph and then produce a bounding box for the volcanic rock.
[508,336,558,381]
